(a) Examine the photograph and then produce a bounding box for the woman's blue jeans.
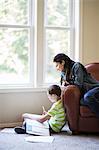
[81,87,99,117]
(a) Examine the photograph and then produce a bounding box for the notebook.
[25,115,50,136]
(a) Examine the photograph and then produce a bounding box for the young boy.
[14,85,66,134]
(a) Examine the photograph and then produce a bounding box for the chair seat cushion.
[80,106,96,117]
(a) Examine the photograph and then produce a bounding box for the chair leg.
[72,131,79,135]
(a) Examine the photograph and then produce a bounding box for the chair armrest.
[63,85,81,132]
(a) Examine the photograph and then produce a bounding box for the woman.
[53,53,99,117]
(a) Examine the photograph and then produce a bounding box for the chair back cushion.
[85,63,99,81]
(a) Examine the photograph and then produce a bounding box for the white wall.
[0,90,51,127]
[81,0,99,64]
[0,0,99,127]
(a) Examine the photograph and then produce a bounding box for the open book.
[25,114,50,136]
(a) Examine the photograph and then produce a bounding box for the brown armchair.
[63,63,99,134]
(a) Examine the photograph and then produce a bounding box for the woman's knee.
[84,87,99,103]
[84,93,91,103]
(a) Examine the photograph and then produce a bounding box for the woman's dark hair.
[53,53,88,85]
[48,85,61,97]
[53,53,72,69]
[53,53,73,81]
[53,53,71,64]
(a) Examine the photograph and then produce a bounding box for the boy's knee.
[22,113,28,118]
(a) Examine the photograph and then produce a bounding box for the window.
[44,0,74,84]
[0,0,34,87]
[0,0,79,89]
[43,0,79,85]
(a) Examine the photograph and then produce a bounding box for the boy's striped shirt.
[47,100,66,132]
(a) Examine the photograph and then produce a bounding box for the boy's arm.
[36,113,51,123]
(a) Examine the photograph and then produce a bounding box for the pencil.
[42,106,45,112]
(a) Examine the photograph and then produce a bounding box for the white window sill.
[0,85,47,93]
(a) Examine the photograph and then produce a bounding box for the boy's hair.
[47,85,61,97]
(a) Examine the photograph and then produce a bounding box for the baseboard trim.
[0,122,22,129]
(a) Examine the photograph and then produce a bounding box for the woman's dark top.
[61,62,99,97]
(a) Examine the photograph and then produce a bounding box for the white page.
[25,136,54,143]
[27,126,49,136]
[26,119,49,129]
[26,119,50,136]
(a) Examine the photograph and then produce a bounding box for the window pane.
[45,0,70,26]
[0,0,29,25]
[44,29,70,84]
[0,28,30,84]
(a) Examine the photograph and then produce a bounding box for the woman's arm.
[72,63,85,88]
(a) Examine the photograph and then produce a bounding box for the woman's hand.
[62,80,69,86]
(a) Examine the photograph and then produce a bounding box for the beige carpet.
[0,126,99,150]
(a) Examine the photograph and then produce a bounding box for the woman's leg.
[83,87,99,117]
